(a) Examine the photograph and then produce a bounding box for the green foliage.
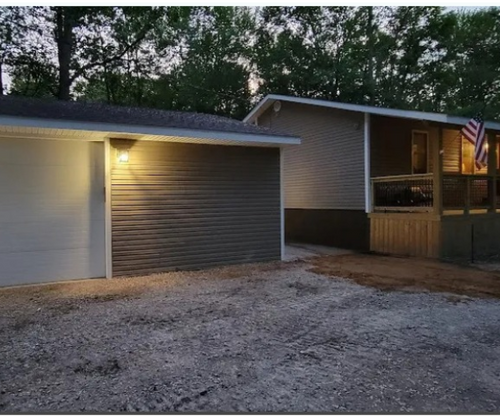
[2,6,500,121]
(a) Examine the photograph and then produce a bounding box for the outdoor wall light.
[117,149,130,163]
[112,138,135,164]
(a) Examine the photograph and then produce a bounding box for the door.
[0,138,105,286]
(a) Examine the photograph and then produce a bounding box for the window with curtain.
[412,131,428,174]
[462,137,475,174]
[497,137,500,170]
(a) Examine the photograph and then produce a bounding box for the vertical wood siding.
[110,140,280,276]
[369,213,441,258]
[441,213,500,261]
[259,102,365,210]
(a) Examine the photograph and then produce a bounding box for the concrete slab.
[284,243,353,262]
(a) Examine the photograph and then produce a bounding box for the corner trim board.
[104,138,113,279]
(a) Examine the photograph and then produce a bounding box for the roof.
[244,94,500,132]
[0,95,299,144]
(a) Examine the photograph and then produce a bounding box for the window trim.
[411,129,430,174]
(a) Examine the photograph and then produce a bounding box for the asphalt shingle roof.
[0,95,294,138]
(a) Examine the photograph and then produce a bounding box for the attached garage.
[0,96,299,287]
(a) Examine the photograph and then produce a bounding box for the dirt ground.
[1,254,500,412]
[311,253,500,299]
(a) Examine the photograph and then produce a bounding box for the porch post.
[487,132,497,213]
[432,126,443,215]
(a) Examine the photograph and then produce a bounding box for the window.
[461,135,490,174]
[497,137,500,171]
[412,131,428,174]
[462,137,475,174]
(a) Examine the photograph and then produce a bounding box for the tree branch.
[70,24,152,82]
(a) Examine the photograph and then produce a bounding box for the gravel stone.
[1,258,500,412]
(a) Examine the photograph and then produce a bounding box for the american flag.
[461,113,487,169]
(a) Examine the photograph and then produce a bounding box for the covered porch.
[367,114,500,261]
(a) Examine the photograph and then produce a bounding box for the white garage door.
[0,138,106,286]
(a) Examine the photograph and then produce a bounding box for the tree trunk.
[55,7,73,100]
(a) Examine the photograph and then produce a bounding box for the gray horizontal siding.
[110,140,280,276]
[259,102,364,210]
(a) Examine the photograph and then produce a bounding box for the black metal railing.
[372,174,433,211]
[372,174,498,213]
[442,175,493,210]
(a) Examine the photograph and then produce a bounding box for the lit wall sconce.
[111,138,135,164]
[117,149,129,163]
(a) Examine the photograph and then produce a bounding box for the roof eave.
[0,115,300,147]
[244,94,500,131]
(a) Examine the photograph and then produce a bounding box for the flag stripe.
[462,114,487,170]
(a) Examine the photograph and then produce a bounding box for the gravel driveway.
[1,256,500,412]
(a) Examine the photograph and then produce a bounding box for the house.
[0,95,299,287]
[244,95,500,261]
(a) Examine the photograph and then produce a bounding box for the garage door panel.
[0,138,105,286]
[0,197,104,222]
[0,219,105,253]
[0,247,105,286]
[0,139,95,166]
[0,165,92,194]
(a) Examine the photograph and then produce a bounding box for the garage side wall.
[110,140,280,276]
[258,102,368,250]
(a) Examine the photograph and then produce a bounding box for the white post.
[364,112,371,213]
[280,147,285,260]
[104,138,113,279]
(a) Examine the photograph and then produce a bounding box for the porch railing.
[372,174,499,213]
[442,175,499,212]
[372,174,433,212]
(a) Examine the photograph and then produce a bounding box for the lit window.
[462,137,475,174]
[412,131,428,174]
[497,138,500,171]
[461,136,490,174]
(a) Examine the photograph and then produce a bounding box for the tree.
[163,7,254,118]
[2,6,500,122]
[0,7,34,95]
[447,7,500,119]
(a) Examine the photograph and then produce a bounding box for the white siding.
[259,102,365,210]
[0,138,105,286]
